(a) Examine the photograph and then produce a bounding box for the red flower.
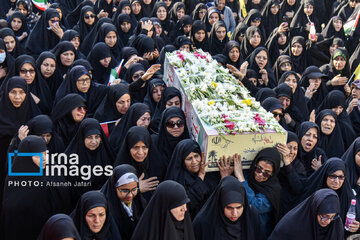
[225,121,235,130]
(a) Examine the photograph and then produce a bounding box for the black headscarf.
[109,103,150,154]
[65,0,94,28]
[268,189,343,240]
[321,16,345,40]
[273,55,293,82]
[171,15,193,40]
[246,46,277,88]
[265,28,289,67]
[55,65,108,115]
[315,109,345,158]
[52,41,77,76]
[301,158,354,221]
[285,36,308,74]
[0,38,15,83]
[87,42,116,84]
[140,0,156,17]
[243,9,266,38]
[25,8,61,57]
[51,93,86,147]
[255,88,276,103]
[143,78,166,114]
[123,62,149,102]
[95,0,114,18]
[290,0,320,38]
[115,13,133,46]
[297,121,328,176]
[248,147,282,225]
[35,51,64,100]
[73,5,97,41]
[151,2,174,35]
[151,106,190,166]
[70,191,121,240]
[261,0,281,38]
[94,83,131,123]
[131,34,155,57]
[114,126,165,181]
[193,176,265,240]
[222,40,243,69]
[131,180,195,240]
[240,26,262,59]
[61,30,87,60]
[2,135,71,240]
[300,65,328,111]
[100,164,146,240]
[8,11,29,39]
[0,27,25,58]
[230,22,247,44]
[350,41,360,73]
[342,137,360,189]
[245,0,265,11]
[37,214,81,240]
[65,118,115,191]
[190,20,209,52]
[209,20,229,56]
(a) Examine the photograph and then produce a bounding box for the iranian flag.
[32,0,47,11]
[344,6,360,36]
[108,59,124,86]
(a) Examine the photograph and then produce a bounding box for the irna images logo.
[8,150,43,176]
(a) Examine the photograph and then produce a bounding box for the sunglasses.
[133,72,144,80]
[254,165,272,178]
[20,69,35,75]
[84,14,96,19]
[273,112,284,118]
[328,174,345,181]
[166,119,184,128]
[76,106,87,112]
[319,214,340,222]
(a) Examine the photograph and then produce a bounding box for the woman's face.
[176,8,185,20]
[228,47,240,63]
[164,0,172,7]
[166,96,181,108]
[195,29,206,42]
[132,70,145,82]
[152,85,164,103]
[278,33,287,45]
[32,151,47,169]
[270,4,280,15]
[71,37,80,50]
[291,42,303,56]
[84,11,96,25]
[183,24,192,34]
[333,19,343,32]
[41,133,52,145]
[8,87,26,108]
[224,203,244,222]
[215,26,226,41]
[284,74,297,93]
[166,116,185,137]
[255,50,268,69]
[99,57,111,68]
[304,4,314,16]
[120,22,131,33]
[249,31,261,48]
[355,151,360,167]
[209,12,219,26]
[19,62,36,84]
[317,213,337,228]
[11,17,22,31]
[184,152,201,173]
[60,50,75,66]
[179,44,191,52]
[116,181,138,205]
[122,6,131,14]
[84,134,101,150]
[278,96,291,110]
[254,160,273,182]
[131,2,141,15]
[17,3,28,16]
[40,58,56,78]
[85,207,106,234]
[280,62,292,72]
[198,9,207,20]
[287,141,298,162]
[156,6,167,21]
[105,31,117,48]
[170,203,187,221]
[130,141,149,162]
[301,127,318,152]
[48,17,60,28]
[217,0,226,11]
[329,44,338,56]
[76,74,91,93]
[321,115,336,135]
[4,35,16,53]
[136,112,151,128]
[326,170,345,191]
[71,106,86,122]
[309,78,321,90]
[333,56,346,71]
[116,94,131,114]
[287,0,296,6]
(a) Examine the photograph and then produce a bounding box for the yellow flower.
[210,82,217,88]
[208,100,215,106]
[242,99,252,106]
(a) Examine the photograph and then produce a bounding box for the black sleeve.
[282,164,306,196]
[129,77,146,92]
[186,177,210,218]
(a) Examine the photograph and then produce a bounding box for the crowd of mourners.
[1,0,360,239]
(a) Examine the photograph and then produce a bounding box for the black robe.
[72,5,97,41]
[193,176,265,240]
[52,41,77,77]
[131,180,196,240]
[190,20,209,52]
[0,28,25,58]
[37,214,81,240]
[208,20,229,56]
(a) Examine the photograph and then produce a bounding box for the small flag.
[355,63,360,81]
[108,59,124,86]
[32,0,47,11]
[239,0,247,18]
[100,120,118,138]
[344,7,360,36]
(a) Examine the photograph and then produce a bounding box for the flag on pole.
[344,6,360,36]
[239,0,247,18]
[354,63,360,81]
[108,59,124,86]
[100,120,118,138]
[32,0,47,11]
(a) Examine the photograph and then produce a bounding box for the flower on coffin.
[176,51,185,61]
[242,99,252,107]
[208,100,215,106]
[254,114,267,127]
[210,82,217,88]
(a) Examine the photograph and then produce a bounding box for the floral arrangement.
[166,50,285,135]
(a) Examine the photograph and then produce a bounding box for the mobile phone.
[282,16,291,26]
